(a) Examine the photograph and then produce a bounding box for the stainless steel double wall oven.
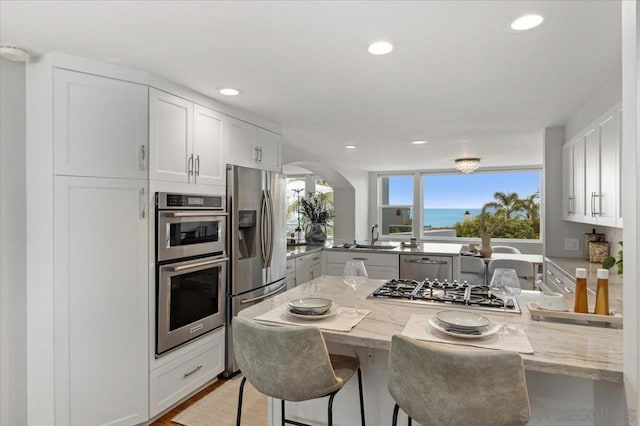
[155,192,228,355]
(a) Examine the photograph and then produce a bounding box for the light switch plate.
[564,238,580,251]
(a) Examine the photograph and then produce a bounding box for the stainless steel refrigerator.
[223,164,287,375]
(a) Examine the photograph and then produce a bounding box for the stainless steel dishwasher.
[400,254,453,282]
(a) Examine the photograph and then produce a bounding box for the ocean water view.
[423,208,482,228]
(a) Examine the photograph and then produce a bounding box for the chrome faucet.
[371,224,379,244]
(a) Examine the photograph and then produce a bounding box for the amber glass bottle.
[594,269,609,315]
[573,268,588,313]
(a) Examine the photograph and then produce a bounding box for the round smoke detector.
[0,44,30,62]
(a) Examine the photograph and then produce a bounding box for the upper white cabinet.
[226,116,281,172]
[149,89,225,186]
[53,69,148,178]
[563,103,622,227]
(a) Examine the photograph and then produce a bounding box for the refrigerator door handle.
[260,189,269,266]
[265,189,275,267]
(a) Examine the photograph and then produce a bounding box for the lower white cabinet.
[325,251,399,280]
[286,259,296,290]
[149,328,225,417]
[295,252,323,285]
[53,176,149,426]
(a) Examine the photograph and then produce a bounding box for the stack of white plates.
[287,298,337,320]
[430,310,499,339]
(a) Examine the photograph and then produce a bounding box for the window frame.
[376,167,543,243]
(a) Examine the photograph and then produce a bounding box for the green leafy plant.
[299,192,334,225]
[602,241,623,274]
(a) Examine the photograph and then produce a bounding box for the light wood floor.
[150,378,229,425]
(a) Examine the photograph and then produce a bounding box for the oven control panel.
[157,192,224,210]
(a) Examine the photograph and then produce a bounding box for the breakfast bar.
[239,276,625,426]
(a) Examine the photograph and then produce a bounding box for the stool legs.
[327,392,337,426]
[357,368,366,426]
[391,403,412,426]
[236,377,247,426]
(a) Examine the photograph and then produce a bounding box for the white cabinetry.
[562,139,585,221]
[563,103,622,227]
[226,116,281,171]
[149,329,224,417]
[54,177,149,425]
[286,259,296,290]
[325,251,399,280]
[149,88,225,186]
[295,252,323,285]
[53,69,148,178]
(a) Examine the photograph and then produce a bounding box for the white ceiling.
[1,1,621,172]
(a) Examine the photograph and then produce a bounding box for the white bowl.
[435,310,491,329]
[538,292,568,311]
[288,298,333,315]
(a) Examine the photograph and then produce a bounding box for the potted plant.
[478,202,505,257]
[602,241,623,275]
[300,192,334,245]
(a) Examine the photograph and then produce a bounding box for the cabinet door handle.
[564,286,573,294]
[593,193,601,216]
[352,257,368,261]
[258,147,263,162]
[140,145,146,171]
[195,155,200,177]
[254,147,260,163]
[183,365,203,378]
[567,196,574,215]
[140,188,146,219]
[188,154,194,179]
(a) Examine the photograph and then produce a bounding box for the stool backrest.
[460,256,486,285]
[488,259,534,289]
[491,245,522,254]
[233,316,341,401]
[388,335,530,426]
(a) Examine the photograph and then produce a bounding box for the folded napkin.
[401,313,534,354]
[254,303,370,332]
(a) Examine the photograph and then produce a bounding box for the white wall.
[0,58,27,426]
[622,1,639,418]
[281,139,369,241]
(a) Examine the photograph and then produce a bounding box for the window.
[286,175,334,239]
[377,170,542,240]
[422,171,541,239]
[379,175,413,236]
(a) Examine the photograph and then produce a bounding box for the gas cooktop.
[368,278,521,313]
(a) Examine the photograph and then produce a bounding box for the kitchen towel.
[401,313,534,354]
[253,303,370,332]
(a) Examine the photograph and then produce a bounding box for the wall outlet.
[564,238,580,251]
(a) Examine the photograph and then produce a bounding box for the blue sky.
[388,171,541,208]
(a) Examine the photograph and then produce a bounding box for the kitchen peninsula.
[240,276,624,426]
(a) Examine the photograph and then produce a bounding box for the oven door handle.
[164,211,227,218]
[165,257,228,272]
[240,282,287,305]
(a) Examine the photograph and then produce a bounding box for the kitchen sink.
[352,244,398,250]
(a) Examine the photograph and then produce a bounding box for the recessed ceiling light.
[219,88,240,96]
[368,41,393,55]
[345,145,357,149]
[510,14,544,31]
[411,140,428,145]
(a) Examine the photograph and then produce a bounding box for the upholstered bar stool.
[460,255,487,285]
[488,259,535,290]
[233,316,366,426]
[388,335,530,426]
[491,245,522,254]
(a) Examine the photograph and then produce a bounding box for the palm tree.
[519,193,540,220]
[492,191,524,218]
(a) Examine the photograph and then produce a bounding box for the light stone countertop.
[239,275,623,383]
[546,256,623,314]
[287,241,463,258]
